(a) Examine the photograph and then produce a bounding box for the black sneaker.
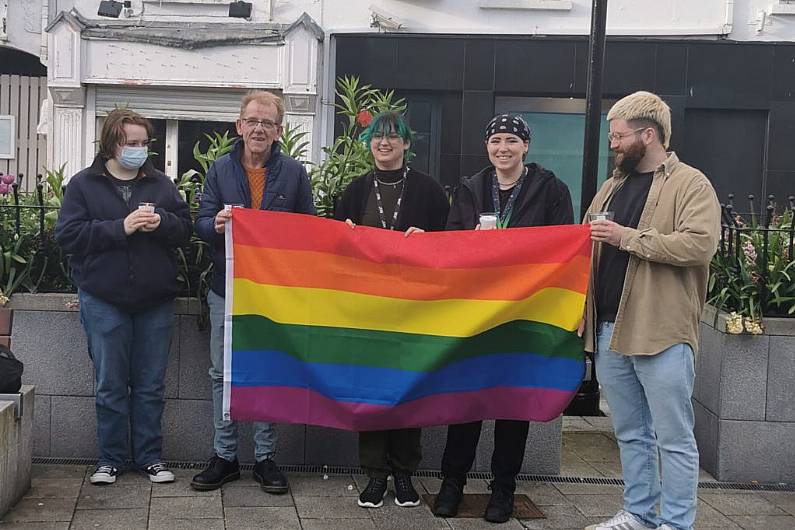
[143,462,175,483]
[393,472,420,507]
[89,465,119,485]
[432,476,464,517]
[190,455,240,491]
[253,458,289,494]
[484,483,514,523]
[357,477,388,508]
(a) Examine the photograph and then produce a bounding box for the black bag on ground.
[0,344,23,393]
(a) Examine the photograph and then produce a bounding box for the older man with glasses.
[192,90,316,493]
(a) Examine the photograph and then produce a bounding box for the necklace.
[374,177,405,186]
[497,173,522,190]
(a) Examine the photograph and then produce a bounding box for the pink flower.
[0,182,9,195]
[356,110,373,128]
[0,174,15,185]
[742,240,757,265]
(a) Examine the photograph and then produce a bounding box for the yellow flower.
[744,317,765,335]
[726,312,744,334]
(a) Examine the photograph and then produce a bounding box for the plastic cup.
[224,203,244,212]
[588,211,614,222]
[138,202,155,213]
[479,213,498,230]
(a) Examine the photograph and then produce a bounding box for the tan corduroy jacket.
[583,152,721,356]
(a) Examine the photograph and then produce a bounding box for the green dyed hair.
[359,111,415,161]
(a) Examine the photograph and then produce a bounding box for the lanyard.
[491,167,527,229]
[373,167,408,230]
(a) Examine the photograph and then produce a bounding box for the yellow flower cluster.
[0,290,8,306]
[744,317,765,335]
[726,312,744,334]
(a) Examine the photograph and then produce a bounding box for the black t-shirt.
[595,171,654,322]
[106,174,139,205]
[361,168,405,229]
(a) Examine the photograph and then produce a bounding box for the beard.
[614,139,647,173]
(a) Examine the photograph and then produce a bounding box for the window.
[403,96,441,180]
[496,97,612,217]
[0,115,14,159]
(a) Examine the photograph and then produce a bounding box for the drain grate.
[32,457,794,492]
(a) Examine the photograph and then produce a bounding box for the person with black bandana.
[334,111,449,510]
[435,114,574,523]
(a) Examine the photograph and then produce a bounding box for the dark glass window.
[177,120,237,178]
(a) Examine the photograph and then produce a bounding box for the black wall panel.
[494,40,578,94]
[395,38,465,90]
[686,44,774,109]
[465,40,496,91]
[603,42,657,96]
[655,44,688,96]
[461,90,495,155]
[767,102,795,172]
[772,46,795,102]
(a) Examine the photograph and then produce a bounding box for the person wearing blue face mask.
[56,108,192,486]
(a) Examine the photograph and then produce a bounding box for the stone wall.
[9,294,561,474]
[694,306,795,483]
[0,386,34,518]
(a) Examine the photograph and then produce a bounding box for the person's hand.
[214,209,232,234]
[474,223,481,231]
[124,210,156,235]
[404,226,424,237]
[590,219,624,247]
[345,219,355,229]
[577,318,585,338]
[140,213,161,232]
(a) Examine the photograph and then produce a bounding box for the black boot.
[432,477,464,517]
[253,458,289,494]
[190,455,240,491]
[484,482,514,523]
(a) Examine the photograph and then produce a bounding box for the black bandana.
[484,114,531,143]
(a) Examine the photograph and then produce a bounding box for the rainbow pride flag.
[223,210,590,431]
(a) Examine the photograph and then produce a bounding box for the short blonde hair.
[607,91,672,148]
[239,90,285,123]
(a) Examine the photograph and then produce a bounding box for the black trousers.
[440,420,530,492]
[359,428,422,479]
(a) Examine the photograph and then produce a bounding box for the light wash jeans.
[595,322,699,530]
[79,290,174,469]
[207,289,276,462]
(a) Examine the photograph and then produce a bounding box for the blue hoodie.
[195,139,316,296]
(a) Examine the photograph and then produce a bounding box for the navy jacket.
[55,156,192,313]
[195,139,316,296]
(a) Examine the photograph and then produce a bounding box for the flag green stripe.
[232,314,584,373]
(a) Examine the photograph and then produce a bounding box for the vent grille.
[32,457,794,492]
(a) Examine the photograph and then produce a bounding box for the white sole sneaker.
[148,470,175,483]
[394,497,421,507]
[89,466,118,485]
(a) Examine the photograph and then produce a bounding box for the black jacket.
[55,156,192,313]
[446,163,574,230]
[196,139,316,297]
[334,168,450,232]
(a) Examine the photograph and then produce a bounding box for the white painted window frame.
[0,115,15,159]
[479,0,573,11]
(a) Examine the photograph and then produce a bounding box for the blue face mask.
[118,146,148,170]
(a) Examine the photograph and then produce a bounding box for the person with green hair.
[335,110,449,509]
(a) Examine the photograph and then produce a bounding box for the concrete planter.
[0,386,35,518]
[694,305,795,483]
[8,293,562,474]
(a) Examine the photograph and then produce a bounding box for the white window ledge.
[770,2,795,15]
[479,0,573,11]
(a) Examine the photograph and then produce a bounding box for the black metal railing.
[716,193,795,318]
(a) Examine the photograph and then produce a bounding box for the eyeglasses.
[372,132,402,141]
[607,127,649,143]
[242,118,279,130]
[123,140,150,147]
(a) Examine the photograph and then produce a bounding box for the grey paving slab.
[69,508,148,530]
[561,417,591,432]
[415,477,491,495]
[32,395,50,457]
[22,480,82,500]
[586,462,623,479]
[300,519,376,530]
[0,521,69,530]
[147,519,226,530]
[716,419,795,483]
[514,483,570,506]
[160,398,213,462]
[729,514,795,529]
[0,498,76,523]
[551,482,622,495]
[448,517,524,529]
[558,453,601,477]
[369,502,451,530]
[699,492,785,516]
[717,334,769,421]
[30,466,86,481]
[565,494,623,518]
[561,432,620,463]
[223,506,301,529]
[176,314,211,401]
[288,473,358,497]
[294,496,370,519]
[75,483,151,510]
[520,504,589,529]
[163,328,179,400]
[49,397,96,459]
[148,468,220,498]
[759,491,795,516]
[221,486,294,507]
[766,336,795,421]
[148,496,222,520]
[695,498,742,528]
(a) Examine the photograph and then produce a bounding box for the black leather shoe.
[190,455,240,491]
[484,483,514,523]
[253,458,289,494]
[432,477,464,518]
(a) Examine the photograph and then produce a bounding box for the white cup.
[138,202,155,213]
[479,213,498,230]
[588,211,615,222]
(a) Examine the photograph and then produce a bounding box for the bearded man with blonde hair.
[581,91,720,530]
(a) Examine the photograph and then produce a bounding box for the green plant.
[310,76,407,217]
[280,122,311,162]
[708,208,795,333]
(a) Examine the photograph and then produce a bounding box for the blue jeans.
[207,290,276,461]
[79,290,174,469]
[596,322,698,530]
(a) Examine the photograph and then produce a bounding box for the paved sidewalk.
[2,425,794,529]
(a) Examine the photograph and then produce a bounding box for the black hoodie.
[446,163,574,230]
